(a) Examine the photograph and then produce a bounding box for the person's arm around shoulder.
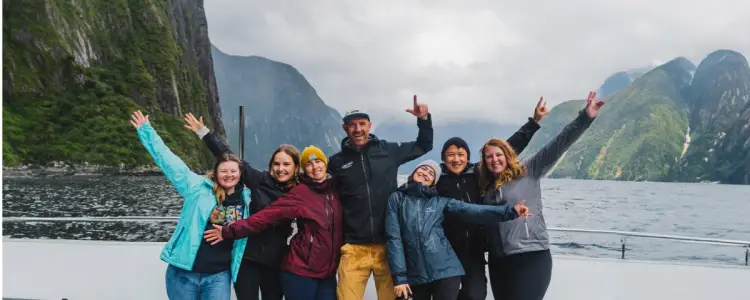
[442,197,530,224]
[390,95,434,165]
[506,97,547,155]
[203,186,306,244]
[183,113,265,187]
[131,111,203,200]
[526,91,605,178]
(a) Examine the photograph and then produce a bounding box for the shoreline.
[1,162,207,178]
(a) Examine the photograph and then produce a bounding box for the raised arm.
[391,95,434,165]
[221,189,304,240]
[506,97,547,155]
[132,111,203,200]
[184,113,265,187]
[443,198,519,224]
[385,192,408,286]
[525,91,604,178]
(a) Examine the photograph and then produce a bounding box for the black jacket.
[328,114,434,244]
[203,132,294,266]
[436,118,540,261]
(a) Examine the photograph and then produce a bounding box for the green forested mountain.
[523,50,750,184]
[3,0,223,172]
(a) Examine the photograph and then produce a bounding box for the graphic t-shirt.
[192,190,245,274]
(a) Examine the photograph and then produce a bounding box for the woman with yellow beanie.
[204,145,344,300]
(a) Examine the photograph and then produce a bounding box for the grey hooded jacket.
[482,110,595,258]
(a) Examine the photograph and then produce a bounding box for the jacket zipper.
[326,193,336,273]
[457,179,471,253]
[416,198,430,276]
[360,154,375,242]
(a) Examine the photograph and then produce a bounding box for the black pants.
[457,256,487,300]
[234,259,283,300]
[488,249,553,300]
[410,276,461,300]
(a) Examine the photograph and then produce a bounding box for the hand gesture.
[183,112,205,133]
[584,91,606,118]
[130,110,150,129]
[405,95,429,120]
[514,200,532,217]
[533,96,548,123]
[394,284,412,299]
[203,224,224,245]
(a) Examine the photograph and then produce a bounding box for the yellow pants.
[336,243,395,300]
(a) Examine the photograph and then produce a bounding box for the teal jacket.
[136,123,251,283]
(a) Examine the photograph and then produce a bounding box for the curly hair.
[206,153,243,205]
[478,138,526,195]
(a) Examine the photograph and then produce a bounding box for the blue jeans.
[280,271,337,300]
[165,264,231,300]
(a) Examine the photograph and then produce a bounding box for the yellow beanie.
[301,145,327,167]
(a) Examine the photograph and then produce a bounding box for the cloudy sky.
[204,0,750,125]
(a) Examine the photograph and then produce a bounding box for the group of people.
[130,91,606,300]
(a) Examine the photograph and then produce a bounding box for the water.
[3,175,750,266]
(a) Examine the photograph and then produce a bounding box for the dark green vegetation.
[523,50,750,184]
[3,0,223,171]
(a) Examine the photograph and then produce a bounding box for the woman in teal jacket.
[385,159,530,300]
[131,111,251,300]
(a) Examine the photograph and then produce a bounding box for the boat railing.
[4,216,749,266]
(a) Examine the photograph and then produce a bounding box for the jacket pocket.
[306,233,314,263]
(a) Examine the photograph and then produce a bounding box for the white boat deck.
[3,238,748,300]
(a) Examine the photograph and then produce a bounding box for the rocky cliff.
[210,45,345,169]
[3,0,223,174]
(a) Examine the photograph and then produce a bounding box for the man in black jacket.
[436,98,548,300]
[329,96,433,300]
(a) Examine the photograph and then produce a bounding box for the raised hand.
[183,112,205,133]
[130,110,150,129]
[584,91,606,118]
[405,95,429,120]
[514,200,532,217]
[533,96,548,123]
[203,224,224,245]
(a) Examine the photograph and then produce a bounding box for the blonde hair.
[478,138,526,195]
[206,153,243,205]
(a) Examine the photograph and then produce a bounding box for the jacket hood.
[341,134,380,151]
[299,172,335,193]
[397,181,437,198]
[439,161,477,177]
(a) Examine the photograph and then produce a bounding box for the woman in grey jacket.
[480,91,605,300]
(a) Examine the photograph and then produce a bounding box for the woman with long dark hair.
[184,113,299,300]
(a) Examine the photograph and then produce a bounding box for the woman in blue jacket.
[131,111,251,300]
[384,159,530,300]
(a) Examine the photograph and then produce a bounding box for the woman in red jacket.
[204,145,342,300]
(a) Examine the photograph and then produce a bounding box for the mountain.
[374,119,532,173]
[596,67,652,98]
[2,0,223,173]
[523,49,750,185]
[210,45,345,169]
[668,50,750,184]
[523,57,695,181]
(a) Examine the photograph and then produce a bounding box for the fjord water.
[3,175,749,265]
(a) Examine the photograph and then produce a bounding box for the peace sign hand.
[533,96,548,123]
[405,95,429,120]
[584,91,606,118]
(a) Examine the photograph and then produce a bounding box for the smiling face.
[411,165,436,187]
[304,159,327,182]
[443,145,468,175]
[482,145,507,176]
[270,151,297,183]
[342,117,372,147]
[216,161,241,189]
